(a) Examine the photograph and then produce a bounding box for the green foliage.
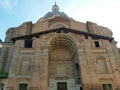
[0,73,8,78]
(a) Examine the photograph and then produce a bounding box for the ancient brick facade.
[0,3,120,90]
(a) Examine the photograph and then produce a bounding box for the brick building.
[0,3,120,90]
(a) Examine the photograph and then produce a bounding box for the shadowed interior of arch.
[48,35,82,90]
[49,36,77,56]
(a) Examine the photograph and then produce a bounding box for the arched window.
[75,63,81,84]
[75,63,80,73]
[50,23,68,30]
[52,24,65,29]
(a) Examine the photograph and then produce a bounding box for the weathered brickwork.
[0,3,120,90]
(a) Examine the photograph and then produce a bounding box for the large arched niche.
[48,35,82,90]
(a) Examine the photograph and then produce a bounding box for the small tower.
[52,2,59,12]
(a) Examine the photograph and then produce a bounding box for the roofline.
[11,27,114,42]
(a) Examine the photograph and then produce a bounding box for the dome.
[44,2,68,19]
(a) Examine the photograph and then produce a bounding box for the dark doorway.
[19,84,27,90]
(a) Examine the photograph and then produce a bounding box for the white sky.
[64,0,120,47]
[0,0,120,47]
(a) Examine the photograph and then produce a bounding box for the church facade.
[0,3,120,90]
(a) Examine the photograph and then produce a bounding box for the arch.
[49,35,77,56]
[48,35,82,90]
[49,23,69,29]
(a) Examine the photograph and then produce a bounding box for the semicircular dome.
[44,3,68,19]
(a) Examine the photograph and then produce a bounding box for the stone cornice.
[11,27,114,42]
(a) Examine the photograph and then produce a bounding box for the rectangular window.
[24,39,32,48]
[57,82,67,90]
[102,84,113,90]
[19,84,27,90]
[77,77,81,84]
[94,41,100,47]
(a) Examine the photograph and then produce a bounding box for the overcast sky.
[0,0,120,47]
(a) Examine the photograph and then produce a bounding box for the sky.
[0,0,120,47]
